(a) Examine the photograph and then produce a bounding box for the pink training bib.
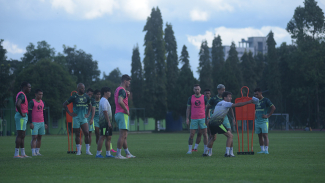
[31,99,44,122]
[190,94,205,119]
[114,86,129,114]
[16,91,28,113]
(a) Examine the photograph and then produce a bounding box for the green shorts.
[88,120,95,132]
[222,116,231,130]
[115,113,129,130]
[255,122,268,134]
[190,118,207,130]
[94,118,100,128]
[72,117,88,129]
[15,112,28,131]
[31,122,46,135]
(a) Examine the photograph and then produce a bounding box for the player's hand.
[126,90,130,96]
[233,118,236,124]
[21,113,26,117]
[126,110,130,116]
[186,118,189,125]
[85,113,90,118]
[262,114,268,119]
[70,112,77,117]
[30,123,34,129]
[89,119,93,125]
[108,122,112,128]
[45,124,48,129]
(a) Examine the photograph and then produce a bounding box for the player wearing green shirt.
[253,88,276,154]
[63,83,92,156]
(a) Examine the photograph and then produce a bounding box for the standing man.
[84,88,94,154]
[205,84,236,156]
[254,88,276,154]
[14,82,31,158]
[92,89,101,145]
[63,83,92,155]
[186,84,209,155]
[115,74,135,159]
[206,91,258,157]
[29,89,48,156]
[95,87,114,158]
[192,89,211,151]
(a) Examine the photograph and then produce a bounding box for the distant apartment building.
[209,36,267,61]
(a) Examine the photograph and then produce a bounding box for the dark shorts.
[209,123,228,135]
[99,123,112,136]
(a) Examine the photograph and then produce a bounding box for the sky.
[1,0,325,79]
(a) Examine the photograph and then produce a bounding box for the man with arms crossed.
[63,83,92,155]
[115,74,136,159]
[95,87,115,158]
[29,89,48,156]
[254,88,276,154]
[206,91,258,157]
[14,82,31,158]
[186,84,208,155]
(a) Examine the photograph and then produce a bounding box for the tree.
[165,22,179,111]
[198,40,212,91]
[130,45,143,108]
[63,45,100,87]
[254,52,265,88]
[240,51,256,92]
[211,35,225,93]
[143,7,167,130]
[104,68,122,85]
[21,41,55,67]
[0,40,13,108]
[14,59,76,119]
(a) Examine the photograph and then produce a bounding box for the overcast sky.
[1,0,325,78]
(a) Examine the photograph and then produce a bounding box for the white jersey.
[99,97,112,123]
[210,100,233,125]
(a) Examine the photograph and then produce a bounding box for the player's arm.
[230,108,236,126]
[118,96,129,115]
[63,100,77,117]
[231,100,253,108]
[43,103,48,129]
[85,103,92,118]
[103,111,111,128]
[28,101,34,129]
[15,95,25,117]
[263,105,276,119]
[89,106,96,125]
[186,97,191,125]
[205,104,211,125]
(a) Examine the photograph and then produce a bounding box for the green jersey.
[92,99,100,119]
[255,97,273,124]
[66,93,91,119]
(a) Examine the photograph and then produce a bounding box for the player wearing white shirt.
[205,91,258,157]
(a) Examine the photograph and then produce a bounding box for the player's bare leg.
[194,127,202,151]
[80,123,91,155]
[187,129,196,154]
[95,127,100,144]
[263,133,269,154]
[224,131,234,157]
[257,133,265,153]
[89,131,92,146]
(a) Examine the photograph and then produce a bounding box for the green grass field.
[0,131,324,183]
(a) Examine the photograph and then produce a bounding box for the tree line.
[1,0,324,129]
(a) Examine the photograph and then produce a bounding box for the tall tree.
[266,31,282,111]
[165,22,179,111]
[198,40,212,90]
[240,51,256,92]
[143,7,167,130]
[130,45,143,108]
[211,35,225,93]
[254,52,265,88]
[0,40,13,108]
[21,41,55,67]
[105,68,122,85]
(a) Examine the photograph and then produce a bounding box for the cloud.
[51,0,76,14]
[121,0,152,21]
[2,41,25,54]
[190,10,209,21]
[187,26,292,49]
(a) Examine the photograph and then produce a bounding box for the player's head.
[21,81,31,94]
[204,89,211,98]
[101,87,111,99]
[121,74,131,88]
[217,84,225,95]
[193,84,201,95]
[254,88,263,99]
[77,83,85,94]
[34,89,43,100]
[94,89,101,100]
[222,91,232,102]
[86,88,94,98]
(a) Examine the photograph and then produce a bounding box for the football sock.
[226,147,230,155]
[117,148,121,156]
[194,144,199,149]
[106,151,111,156]
[76,144,81,152]
[188,145,192,152]
[260,146,265,151]
[265,146,268,151]
[32,148,35,154]
[36,148,40,154]
[96,151,101,156]
[230,147,234,155]
[208,148,212,154]
[124,148,130,155]
[86,144,90,152]
[21,148,25,156]
[14,148,19,156]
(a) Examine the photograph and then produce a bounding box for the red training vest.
[190,94,205,119]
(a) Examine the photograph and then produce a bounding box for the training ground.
[0,131,324,183]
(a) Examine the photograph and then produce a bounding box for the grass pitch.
[0,131,324,183]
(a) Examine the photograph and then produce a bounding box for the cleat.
[105,154,115,158]
[202,153,208,157]
[126,154,136,158]
[95,154,104,158]
[21,155,31,158]
[32,153,38,156]
[76,151,81,155]
[257,151,265,154]
[115,155,127,159]
[13,155,22,158]
[208,153,212,157]
[264,151,269,154]
[229,154,236,157]
[186,151,192,154]
[86,151,93,155]
[110,149,117,153]
[36,153,43,156]
[224,153,228,157]
[192,149,198,152]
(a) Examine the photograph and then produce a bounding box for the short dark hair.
[222,91,232,99]
[121,74,132,82]
[254,88,262,92]
[87,88,94,93]
[101,87,111,96]
[194,84,200,87]
[204,89,211,92]
[94,89,100,95]
[20,81,29,89]
[35,89,43,94]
